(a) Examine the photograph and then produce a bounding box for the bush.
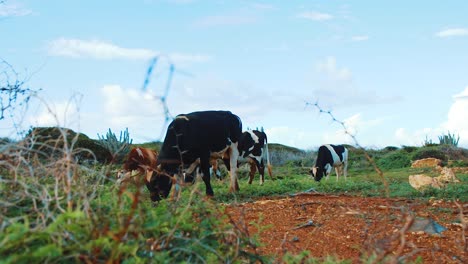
[411,146,447,162]
[25,127,112,163]
[0,140,269,263]
[376,151,411,170]
[269,144,308,166]
[382,146,399,152]
[401,145,418,153]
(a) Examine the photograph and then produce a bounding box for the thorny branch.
[0,59,36,121]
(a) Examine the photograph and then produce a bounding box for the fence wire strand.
[305,101,390,197]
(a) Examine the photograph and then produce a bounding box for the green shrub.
[411,146,447,162]
[269,144,308,166]
[382,146,399,152]
[25,127,112,163]
[401,145,418,153]
[449,160,468,167]
[376,151,411,170]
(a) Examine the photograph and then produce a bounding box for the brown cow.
[117,147,158,185]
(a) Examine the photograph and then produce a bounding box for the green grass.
[180,167,468,203]
[2,159,467,263]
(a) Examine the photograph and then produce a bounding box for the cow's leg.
[335,166,341,181]
[257,159,265,185]
[248,159,257,184]
[222,157,231,171]
[200,154,214,196]
[343,161,348,181]
[210,158,218,179]
[229,144,240,192]
[249,158,264,185]
[325,164,333,181]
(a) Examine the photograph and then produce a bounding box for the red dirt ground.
[225,194,467,263]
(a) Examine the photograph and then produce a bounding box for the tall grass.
[0,129,270,263]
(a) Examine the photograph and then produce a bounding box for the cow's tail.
[264,135,274,180]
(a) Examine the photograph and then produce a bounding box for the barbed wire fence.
[0,59,37,133]
[141,55,195,141]
[305,101,390,198]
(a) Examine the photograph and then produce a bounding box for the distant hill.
[268,143,305,154]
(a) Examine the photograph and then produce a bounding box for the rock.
[452,167,468,174]
[408,217,447,234]
[438,167,460,183]
[409,174,444,190]
[409,167,460,191]
[411,158,442,169]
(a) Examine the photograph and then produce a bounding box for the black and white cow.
[189,130,273,185]
[237,130,273,185]
[147,110,243,202]
[310,144,348,182]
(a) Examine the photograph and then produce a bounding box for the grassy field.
[180,165,468,203]
[1,136,467,263]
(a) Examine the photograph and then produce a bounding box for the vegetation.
[24,126,112,163]
[1,128,467,263]
[97,128,133,163]
[438,131,460,146]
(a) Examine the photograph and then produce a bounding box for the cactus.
[97,128,133,162]
[438,131,460,147]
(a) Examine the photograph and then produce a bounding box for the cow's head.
[146,171,173,202]
[145,163,180,202]
[309,166,324,182]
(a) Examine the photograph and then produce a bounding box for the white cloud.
[297,11,333,21]
[392,87,468,147]
[316,56,352,82]
[351,35,369,42]
[441,86,468,146]
[312,57,402,108]
[47,38,211,64]
[394,127,438,147]
[101,85,166,123]
[29,98,82,129]
[265,126,309,149]
[435,28,468,38]
[0,3,32,17]
[25,87,169,142]
[321,113,385,146]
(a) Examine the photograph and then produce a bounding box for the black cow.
[309,144,348,182]
[147,110,242,202]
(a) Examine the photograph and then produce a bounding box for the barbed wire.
[305,101,390,197]
[141,55,193,141]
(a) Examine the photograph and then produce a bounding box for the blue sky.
[1,0,468,150]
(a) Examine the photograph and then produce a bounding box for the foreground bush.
[0,140,269,263]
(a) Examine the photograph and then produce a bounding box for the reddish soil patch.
[225,194,467,263]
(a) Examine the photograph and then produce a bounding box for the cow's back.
[158,111,242,163]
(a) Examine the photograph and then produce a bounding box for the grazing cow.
[212,130,273,185]
[310,144,348,182]
[147,110,242,202]
[117,147,158,185]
